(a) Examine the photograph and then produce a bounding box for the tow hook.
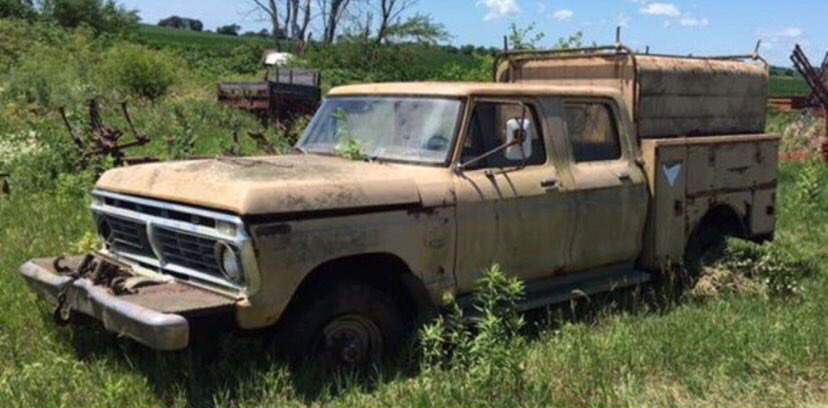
[52,289,75,326]
[50,255,93,326]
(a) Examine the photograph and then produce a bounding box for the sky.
[120,0,828,66]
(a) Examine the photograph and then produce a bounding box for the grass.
[1,160,828,407]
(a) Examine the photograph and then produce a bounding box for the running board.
[457,264,651,315]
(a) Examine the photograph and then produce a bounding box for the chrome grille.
[102,215,154,257]
[91,190,252,291]
[156,228,222,277]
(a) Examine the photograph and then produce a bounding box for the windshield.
[298,97,464,164]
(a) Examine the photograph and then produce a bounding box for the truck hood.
[96,155,429,215]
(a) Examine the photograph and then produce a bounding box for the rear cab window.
[564,102,622,163]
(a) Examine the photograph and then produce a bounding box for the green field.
[770,75,812,97]
[136,24,277,51]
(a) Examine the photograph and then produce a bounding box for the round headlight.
[217,243,243,283]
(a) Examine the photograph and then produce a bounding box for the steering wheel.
[424,134,449,151]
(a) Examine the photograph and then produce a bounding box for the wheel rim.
[320,314,383,365]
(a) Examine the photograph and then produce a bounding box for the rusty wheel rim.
[320,314,383,365]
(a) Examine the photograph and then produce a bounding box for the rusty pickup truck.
[20,45,778,366]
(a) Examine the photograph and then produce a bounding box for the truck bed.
[639,133,779,268]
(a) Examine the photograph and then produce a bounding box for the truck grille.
[155,228,223,277]
[103,215,154,257]
[91,190,250,289]
[97,214,224,279]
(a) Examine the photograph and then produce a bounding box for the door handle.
[540,178,560,189]
[618,172,632,182]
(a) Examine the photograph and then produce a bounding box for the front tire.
[277,281,406,368]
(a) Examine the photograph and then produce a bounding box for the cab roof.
[328,82,621,98]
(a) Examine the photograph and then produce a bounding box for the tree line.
[247,0,448,50]
[0,0,138,34]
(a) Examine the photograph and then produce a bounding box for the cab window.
[461,101,546,169]
[565,102,621,163]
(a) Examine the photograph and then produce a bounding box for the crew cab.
[20,46,778,365]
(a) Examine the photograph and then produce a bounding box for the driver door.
[453,98,574,293]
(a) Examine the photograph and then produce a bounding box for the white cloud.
[679,17,709,27]
[639,3,680,17]
[781,27,803,38]
[617,13,630,28]
[478,0,521,21]
[552,9,574,21]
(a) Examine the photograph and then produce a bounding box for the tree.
[189,19,204,31]
[319,0,353,43]
[41,0,139,35]
[158,15,203,31]
[0,0,35,19]
[159,15,184,29]
[216,24,241,36]
[374,0,415,44]
[507,22,545,50]
[248,0,312,50]
[249,0,281,48]
[553,32,585,49]
[383,14,449,45]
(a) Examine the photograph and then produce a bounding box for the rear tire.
[680,221,727,288]
[276,281,406,368]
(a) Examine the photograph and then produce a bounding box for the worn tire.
[678,221,727,290]
[275,280,406,368]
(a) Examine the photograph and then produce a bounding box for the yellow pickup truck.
[20,45,778,366]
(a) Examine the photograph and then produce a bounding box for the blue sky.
[121,0,828,66]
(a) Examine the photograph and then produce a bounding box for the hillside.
[136,24,276,51]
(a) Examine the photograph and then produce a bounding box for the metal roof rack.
[494,27,767,81]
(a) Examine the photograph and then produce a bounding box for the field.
[1,18,828,407]
[770,75,812,97]
[136,24,277,51]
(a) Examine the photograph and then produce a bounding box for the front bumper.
[19,257,234,351]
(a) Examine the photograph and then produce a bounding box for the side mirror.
[505,118,532,161]
[456,101,531,173]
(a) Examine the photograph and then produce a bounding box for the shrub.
[793,158,823,221]
[3,27,104,109]
[419,265,527,394]
[716,240,815,298]
[102,46,180,101]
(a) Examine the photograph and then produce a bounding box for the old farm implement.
[791,44,828,160]
[59,100,157,168]
[217,67,321,125]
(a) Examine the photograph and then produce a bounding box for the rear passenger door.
[563,100,648,270]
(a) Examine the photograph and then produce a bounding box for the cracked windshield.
[298,97,463,163]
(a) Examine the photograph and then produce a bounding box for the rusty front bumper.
[19,257,234,351]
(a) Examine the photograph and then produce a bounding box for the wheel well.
[289,253,433,325]
[695,204,748,239]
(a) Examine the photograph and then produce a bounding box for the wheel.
[679,221,727,290]
[684,221,726,267]
[276,281,406,368]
